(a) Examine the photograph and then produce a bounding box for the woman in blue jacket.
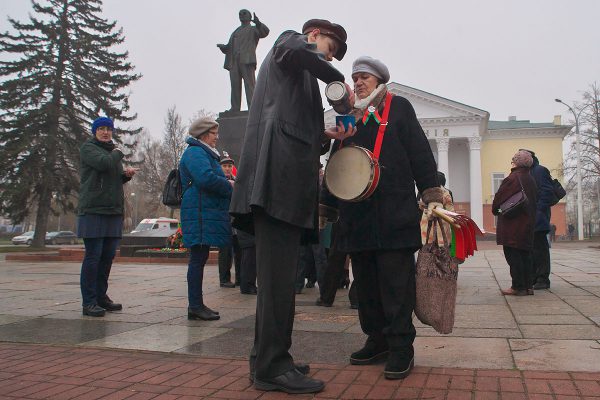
[180,117,233,320]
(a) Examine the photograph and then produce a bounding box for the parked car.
[45,231,78,245]
[12,231,35,245]
[130,218,179,233]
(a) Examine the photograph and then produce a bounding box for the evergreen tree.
[0,0,141,246]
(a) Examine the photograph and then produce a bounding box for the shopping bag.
[415,218,459,334]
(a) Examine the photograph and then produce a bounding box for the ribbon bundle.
[432,208,484,262]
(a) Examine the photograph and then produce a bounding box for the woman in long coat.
[492,150,537,296]
[180,117,233,320]
[320,56,442,380]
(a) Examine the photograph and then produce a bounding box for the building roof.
[488,120,567,130]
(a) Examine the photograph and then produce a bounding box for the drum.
[324,145,380,202]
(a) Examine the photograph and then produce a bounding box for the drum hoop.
[325,145,380,202]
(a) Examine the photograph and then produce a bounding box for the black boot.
[384,346,414,380]
[98,297,122,312]
[350,336,389,365]
[201,304,219,315]
[82,304,105,317]
[188,307,219,321]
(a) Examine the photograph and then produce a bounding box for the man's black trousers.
[250,209,302,380]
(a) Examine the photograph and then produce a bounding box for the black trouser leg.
[250,208,302,380]
[533,231,551,285]
[351,249,416,349]
[218,246,232,284]
[240,246,257,292]
[503,246,531,291]
[233,235,241,285]
[319,249,347,304]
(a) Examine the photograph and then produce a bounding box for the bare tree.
[562,82,600,184]
[163,106,188,170]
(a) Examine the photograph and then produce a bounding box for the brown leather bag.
[415,218,459,334]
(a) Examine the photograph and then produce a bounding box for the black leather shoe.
[188,307,219,321]
[315,298,332,307]
[533,282,550,290]
[384,347,415,380]
[350,337,389,365]
[254,369,324,394]
[82,304,105,317]
[201,304,219,315]
[241,287,258,295]
[220,282,235,288]
[98,299,122,311]
[250,363,310,383]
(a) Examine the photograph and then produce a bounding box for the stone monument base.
[217,111,248,163]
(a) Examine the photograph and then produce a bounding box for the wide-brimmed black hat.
[302,19,347,60]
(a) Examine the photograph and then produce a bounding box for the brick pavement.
[1,343,600,399]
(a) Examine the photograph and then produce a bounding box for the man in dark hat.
[230,19,354,394]
[520,149,555,290]
[218,153,240,288]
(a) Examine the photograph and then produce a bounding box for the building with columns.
[324,82,571,235]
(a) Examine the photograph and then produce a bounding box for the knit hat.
[512,150,533,168]
[91,117,114,134]
[352,56,390,83]
[189,117,219,138]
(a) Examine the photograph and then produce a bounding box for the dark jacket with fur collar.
[321,95,438,252]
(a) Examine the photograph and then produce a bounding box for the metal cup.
[325,81,352,115]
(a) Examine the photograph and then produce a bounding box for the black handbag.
[498,176,528,218]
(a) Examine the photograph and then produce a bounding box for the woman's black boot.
[188,307,220,321]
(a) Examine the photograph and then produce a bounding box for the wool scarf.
[351,84,388,123]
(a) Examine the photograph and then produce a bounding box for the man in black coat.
[230,19,354,394]
[521,149,555,290]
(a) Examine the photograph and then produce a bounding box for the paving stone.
[510,339,600,371]
[0,318,147,345]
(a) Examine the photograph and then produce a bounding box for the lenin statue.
[217,9,270,112]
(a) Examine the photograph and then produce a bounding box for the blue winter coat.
[179,137,233,248]
[530,158,554,233]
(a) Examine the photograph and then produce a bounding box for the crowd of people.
[75,17,560,395]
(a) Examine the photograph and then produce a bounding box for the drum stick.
[432,207,461,229]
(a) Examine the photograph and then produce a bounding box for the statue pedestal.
[217,110,248,163]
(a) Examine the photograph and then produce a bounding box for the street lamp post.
[555,98,584,240]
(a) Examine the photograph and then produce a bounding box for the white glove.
[424,202,443,220]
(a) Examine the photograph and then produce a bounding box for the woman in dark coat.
[180,117,233,321]
[77,117,138,317]
[320,56,442,380]
[492,150,537,296]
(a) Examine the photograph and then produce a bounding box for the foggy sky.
[2,0,599,138]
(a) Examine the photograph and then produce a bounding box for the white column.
[436,137,450,187]
[468,136,483,229]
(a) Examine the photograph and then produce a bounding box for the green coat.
[77,138,130,215]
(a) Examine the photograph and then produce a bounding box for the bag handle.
[425,216,451,251]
